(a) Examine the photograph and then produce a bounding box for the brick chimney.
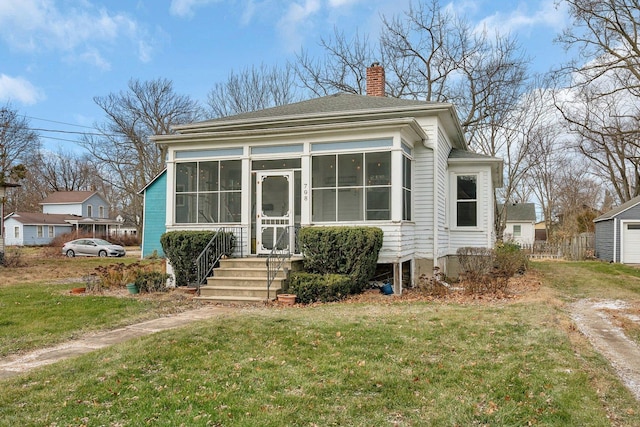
[366,62,385,97]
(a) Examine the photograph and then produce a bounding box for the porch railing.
[194,226,243,290]
[266,226,299,300]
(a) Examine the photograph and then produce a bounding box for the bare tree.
[554,0,640,203]
[296,29,378,96]
[0,104,40,213]
[82,78,202,231]
[207,63,301,117]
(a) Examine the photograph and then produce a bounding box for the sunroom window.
[312,151,391,222]
[175,160,241,224]
[456,175,477,227]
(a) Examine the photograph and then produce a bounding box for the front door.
[256,171,294,255]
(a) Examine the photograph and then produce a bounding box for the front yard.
[1,253,639,426]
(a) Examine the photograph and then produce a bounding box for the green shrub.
[135,271,171,293]
[160,230,235,287]
[495,242,528,277]
[289,272,352,304]
[298,226,383,294]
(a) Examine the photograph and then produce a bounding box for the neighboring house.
[139,169,167,258]
[594,195,640,264]
[5,191,123,246]
[151,64,503,289]
[4,212,75,246]
[499,203,537,245]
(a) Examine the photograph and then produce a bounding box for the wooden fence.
[520,233,595,260]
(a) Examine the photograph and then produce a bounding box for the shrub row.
[292,226,383,303]
[160,230,235,287]
[456,242,528,294]
[289,273,352,304]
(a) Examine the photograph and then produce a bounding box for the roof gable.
[499,203,537,222]
[40,191,102,205]
[594,195,640,222]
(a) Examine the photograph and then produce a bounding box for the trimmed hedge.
[160,230,235,287]
[298,226,383,294]
[289,272,352,304]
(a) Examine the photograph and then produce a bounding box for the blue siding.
[595,202,640,262]
[141,171,167,258]
[595,219,614,261]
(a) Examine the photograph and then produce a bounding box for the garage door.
[622,223,640,263]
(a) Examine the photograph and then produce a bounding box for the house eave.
[448,156,504,188]
[153,117,429,146]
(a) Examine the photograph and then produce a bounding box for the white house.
[499,203,537,245]
[151,64,503,289]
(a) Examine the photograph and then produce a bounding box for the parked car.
[62,238,126,258]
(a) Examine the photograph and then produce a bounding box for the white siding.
[504,222,535,245]
[436,128,452,259]
[4,218,22,246]
[413,143,435,258]
[43,203,83,216]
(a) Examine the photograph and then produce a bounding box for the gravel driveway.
[571,299,640,401]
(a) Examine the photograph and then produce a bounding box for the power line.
[21,114,96,130]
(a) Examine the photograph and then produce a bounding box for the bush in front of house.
[298,226,383,294]
[135,271,171,293]
[289,272,352,304]
[456,244,528,295]
[494,241,528,277]
[160,230,235,287]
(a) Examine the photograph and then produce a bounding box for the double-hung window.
[456,175,477,227]
[175,160,242,224]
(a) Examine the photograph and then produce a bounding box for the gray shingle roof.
[498,203,536,222]
[448,148,502,161]
[594,195,640,221]
[201,93,437,124]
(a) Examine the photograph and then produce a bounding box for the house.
[151,64,503,291]
[594,195,640,264]
[499,203,537,245]
[4,212,75,246]
[139,169,167,258]
[5,191,122,246]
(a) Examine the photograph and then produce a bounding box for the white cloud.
[474,0,568,36]
[169,0,221,18]
[327,0,362,7]
[0,74,45,105]
[277,0,321,51]
[0,0,157,67]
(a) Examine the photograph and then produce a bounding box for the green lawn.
[0,261,639,426]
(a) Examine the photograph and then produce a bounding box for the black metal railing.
[266,226,299,300]
[194,227,243,290]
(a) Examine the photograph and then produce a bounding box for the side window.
[513,225,522,237]
[456,175,477,227]
[87,205,93,217]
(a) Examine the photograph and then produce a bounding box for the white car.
[62,238,126,258]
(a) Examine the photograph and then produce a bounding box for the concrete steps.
[196,257,303,304]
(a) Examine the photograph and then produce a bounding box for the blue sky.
[0,0,570,151]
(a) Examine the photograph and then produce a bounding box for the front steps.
[197,257,303,304]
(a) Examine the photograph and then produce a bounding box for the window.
[403,154,412,221]
[513,225,522,237]
[175,160,241,224]
[48,226,54,238]
[99,206,105,218]
[87,205,93,217]
[37,226,43,238]
[14,227,19,238]
[312,151,391,222]
[456,175,477,227]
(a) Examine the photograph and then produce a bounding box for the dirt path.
[0,305,234,380]
[571,299,640,400]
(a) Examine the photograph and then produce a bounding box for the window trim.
[452,173,480,229]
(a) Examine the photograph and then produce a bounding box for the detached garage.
[594,195,640,264]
